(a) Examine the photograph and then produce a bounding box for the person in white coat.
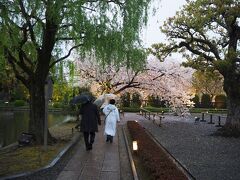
[103,99,120,143]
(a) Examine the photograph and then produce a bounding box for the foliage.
[131,91,142,107]
[189,108,227,114]
[201,94,212,108]
[214,94,227,108]
[0,0,154,143]
[0,0,153,75]
[11,83,29,101]
[77,57,194,109]
[149,0,240,129]
[120,106,169,112]
[144,106,169,113]
[191,94,200,108]
[147,95,167,107]
[120,92,131,107]
[0,59,18,101]
[52,83,72,104]
[192,70,224,99]
[120,107,140,112]
[14,100,25,107]
[52,102,64,108]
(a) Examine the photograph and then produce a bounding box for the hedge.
[127,121,187,180]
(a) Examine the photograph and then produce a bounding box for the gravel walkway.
[135,113,240,180]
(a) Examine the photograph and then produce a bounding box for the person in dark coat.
[79,100,101,151]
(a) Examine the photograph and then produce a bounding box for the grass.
[0,121,77,178]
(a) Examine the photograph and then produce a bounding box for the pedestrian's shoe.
[106,135,110,142]
[86,144,92,151]
[110,136,113,143]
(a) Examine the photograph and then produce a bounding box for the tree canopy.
[150,0,239,73]
[0,0,154,144]
[192,69,224,99]
[150,0,240,131]
[0,0,152,86]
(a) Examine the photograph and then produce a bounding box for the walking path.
[56,112,240,180]
[56,116,133,180]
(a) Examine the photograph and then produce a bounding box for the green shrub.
[214,94,227,108]
[52,102,64,108]
[14,100,25,107]
[144,106,169,113]
[121,107,140,112]
[189,108,227,114]
[120,92,131,107]
[147,95,167,107]
[131,92,142,107]
[191,95,200,108]
[201,94,212,108]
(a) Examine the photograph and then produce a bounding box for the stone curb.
[122,126,139,180]
[0,133,81,180]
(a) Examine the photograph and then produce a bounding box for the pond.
[0,111,76,148]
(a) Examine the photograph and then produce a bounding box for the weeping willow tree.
[0,0,153,144]
[150,0,240,133]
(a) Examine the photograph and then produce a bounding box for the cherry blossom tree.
[74,56,194,113]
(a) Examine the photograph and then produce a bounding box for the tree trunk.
[223,75,240,132]
[225,96,240,130]
[28,80,55,144]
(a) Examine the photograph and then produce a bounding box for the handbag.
[104,110,112,124]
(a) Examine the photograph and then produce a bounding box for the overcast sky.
[142,0,187,48]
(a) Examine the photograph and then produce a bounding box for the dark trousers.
[106,135,113,143]
[83,132,95,149]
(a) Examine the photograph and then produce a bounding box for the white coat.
[103,104,120,136]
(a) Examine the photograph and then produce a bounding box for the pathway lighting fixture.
[132,140,138,151]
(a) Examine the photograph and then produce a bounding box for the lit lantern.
[132,141,138,151]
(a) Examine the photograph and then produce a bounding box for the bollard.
[153,114,156,123]
[159,116,162,127]
[208,114,214,124]
[200,112,206,122]
[195,117,200,123]
[215,116,223,127]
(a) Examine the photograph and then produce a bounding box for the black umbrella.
[69,94,92,105]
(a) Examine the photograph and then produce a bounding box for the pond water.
[0,111,75,148]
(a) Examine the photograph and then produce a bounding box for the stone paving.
[56,112,141,180]
[56,112,240,180]
[57,125,121,180]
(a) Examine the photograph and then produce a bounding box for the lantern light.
[132,140,138,151]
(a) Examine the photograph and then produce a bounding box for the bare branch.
[50,44,83,68]
[5,48,29,87]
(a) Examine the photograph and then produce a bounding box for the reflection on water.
[0,111,75,148]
